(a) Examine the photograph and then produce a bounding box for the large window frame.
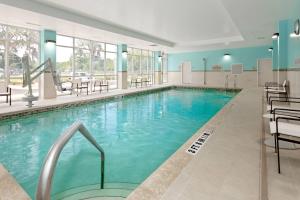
[0,23,40,99]
[127,47,155,85]
[162,55,168,83]
[56,34,118,90]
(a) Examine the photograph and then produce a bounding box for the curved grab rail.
[36,121,105,200]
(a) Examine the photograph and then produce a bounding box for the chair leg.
[9,94,11,106]
[276,134,281,173]
[274,133,277,153]
[77,84,79,96]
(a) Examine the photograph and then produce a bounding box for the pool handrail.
[36,121,105,200]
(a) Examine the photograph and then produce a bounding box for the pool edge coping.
[0,164,31,200]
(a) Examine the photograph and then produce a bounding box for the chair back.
[101,79,108,85]
[0,82,7,92]
[94,79,101,86]
[72,79,82,85]
[282,80,287,92]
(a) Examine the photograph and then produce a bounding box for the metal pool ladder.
[36,121,105,200]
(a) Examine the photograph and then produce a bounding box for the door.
[182,61,192,84]
[257,59,273,87]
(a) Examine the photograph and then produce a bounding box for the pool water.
[0,88,236,198]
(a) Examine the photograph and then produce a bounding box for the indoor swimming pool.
[0,88,237,198]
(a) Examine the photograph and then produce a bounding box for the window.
[74,38,91,81]
[56,46,73,81]
[128,47,154,85]
[0,40,5,81]
[0,24,40,99]
[162,55,168,83]
[56,35,118,90]
[92,43,105,78]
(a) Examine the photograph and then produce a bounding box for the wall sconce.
[122,50,127,58]
[272,33,279,40]
[268,47,273,52]
[158,55,162,62]
[290,19,300,38]
[294,19,299,35]
[223,53,231,60]
[45,39,56,44]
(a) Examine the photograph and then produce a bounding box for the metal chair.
[0,82,11,106]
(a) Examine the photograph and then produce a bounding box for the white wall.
[168,65,300,97]
[168,71,258,89]
[286,70,300,97]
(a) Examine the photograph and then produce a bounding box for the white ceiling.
[0,0,299,53]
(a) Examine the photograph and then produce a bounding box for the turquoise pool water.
[0,88,236,198]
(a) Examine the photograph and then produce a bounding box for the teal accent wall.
[272,39,278,69]
[278,20,289,69]
[117,44,127,72]
[273,18,300,69]
[154,51,162,71]
[40,30,56,66]
[168,46,271,72]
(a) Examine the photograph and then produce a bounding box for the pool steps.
[52,183,138,200]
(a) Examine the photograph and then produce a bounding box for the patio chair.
[269,111,300,173]
[265,80,288,103]
[70,79,89,96]
[264,96,300,120]
[0,82,11,106]
[141,77,151,87]
[131,77,142,88]
[93,80,109,93]
[265,82,280,89]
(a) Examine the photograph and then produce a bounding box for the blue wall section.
[117,44,127,72]
[279,20,289,69]
[168,46,271,72]
[40,30,56,66]
[272,39,278,69]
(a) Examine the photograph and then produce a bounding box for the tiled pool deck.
[127,87,264,200]
[0,85,299,200]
